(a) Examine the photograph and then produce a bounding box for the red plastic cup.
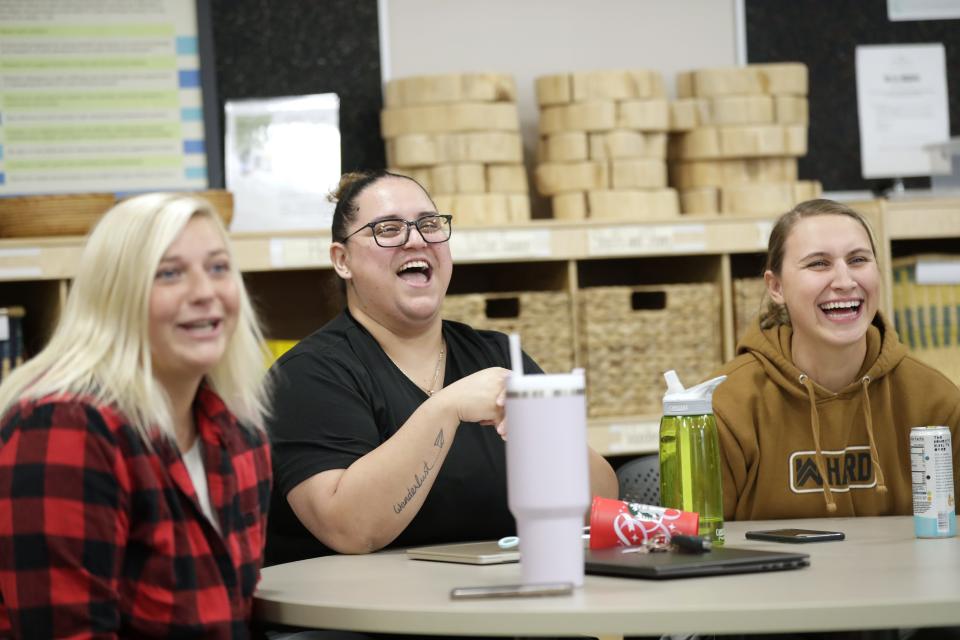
[589,496,699,550]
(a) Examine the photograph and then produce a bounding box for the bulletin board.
[745,0,959,192]
[0,0,223,194]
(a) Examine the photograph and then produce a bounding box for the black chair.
[616,454,660,506]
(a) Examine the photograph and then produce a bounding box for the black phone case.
[745,530,844,543]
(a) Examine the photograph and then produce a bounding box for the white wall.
[383,0,739,172]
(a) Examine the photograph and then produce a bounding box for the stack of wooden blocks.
[668,63,821,215]
[382,73,530,226]
[533,70,677,221]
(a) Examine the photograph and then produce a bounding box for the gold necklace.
[426,341,446,396]
[396,341,446,396]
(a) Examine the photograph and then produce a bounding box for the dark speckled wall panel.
[746,0,958,192]
[208,0,384,176]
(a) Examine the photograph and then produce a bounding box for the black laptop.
[585,545,810,580]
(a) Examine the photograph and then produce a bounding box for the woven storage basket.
[892,255,960,385]
[733,277,767,344]
[578,283,722,417]
[442,291,574,373]
[0,190,233,238]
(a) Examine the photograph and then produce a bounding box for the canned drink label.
[589,496,699,549]
[910,426,956,537]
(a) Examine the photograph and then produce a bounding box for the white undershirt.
[183,439,221,534]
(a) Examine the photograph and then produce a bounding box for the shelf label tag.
[587,224,706,256]
[601,420,660,454]
[269,238,329,268]
[0,314,8,342]
[449,229,552,260]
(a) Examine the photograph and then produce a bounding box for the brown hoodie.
[714,312,960,520]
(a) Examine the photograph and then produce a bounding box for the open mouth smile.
[397,259,433,285]
[818,299,863,322]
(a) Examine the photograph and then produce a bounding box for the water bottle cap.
[661,371,726,416]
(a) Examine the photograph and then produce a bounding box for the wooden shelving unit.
[2,196,957,455]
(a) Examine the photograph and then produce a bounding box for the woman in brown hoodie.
[714,198,960,520]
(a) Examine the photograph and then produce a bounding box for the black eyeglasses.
[342,214,453,248]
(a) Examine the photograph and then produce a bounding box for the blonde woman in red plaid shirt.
[0,194,272,639]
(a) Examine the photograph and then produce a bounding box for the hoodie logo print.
[789,445,877,493]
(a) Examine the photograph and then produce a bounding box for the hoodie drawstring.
[859,376,888,495]
[799,374,837,513]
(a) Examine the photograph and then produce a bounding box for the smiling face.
[149,215,239,391]
[331,176,452,332]
[765,214,880,354]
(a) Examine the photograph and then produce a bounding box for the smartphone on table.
[745,528,845,543]
[450,582,574,599]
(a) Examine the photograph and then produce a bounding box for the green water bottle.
[658,370,727,544]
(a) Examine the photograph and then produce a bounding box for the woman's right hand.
[436,366,510,426]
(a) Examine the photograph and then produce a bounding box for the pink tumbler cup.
[506,368,590,587]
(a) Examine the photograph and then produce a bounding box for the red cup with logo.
[589,496,699,550]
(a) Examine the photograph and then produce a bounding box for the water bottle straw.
[508,333,523,377]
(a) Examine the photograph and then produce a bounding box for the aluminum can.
[910,426,957,538]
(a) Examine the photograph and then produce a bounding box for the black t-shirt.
[265,310,541,565]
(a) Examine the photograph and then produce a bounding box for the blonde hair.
[0,193,272,441]
[759,198,880,328]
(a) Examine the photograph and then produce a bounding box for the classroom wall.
[384,0,739,163]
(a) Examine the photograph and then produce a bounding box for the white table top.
[254,516,960,636]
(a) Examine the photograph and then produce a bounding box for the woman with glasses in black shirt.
[265,170,617,565]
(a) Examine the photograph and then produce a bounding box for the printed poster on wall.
[855,43,950,180]
[0,0,208,195]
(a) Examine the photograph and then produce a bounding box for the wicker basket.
[578,283,722,417]
[733,277,767,344]
[442,290,574,373]
[892,255,960,385]
[0,190,234,238]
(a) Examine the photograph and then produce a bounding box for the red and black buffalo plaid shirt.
[0,386,271,639]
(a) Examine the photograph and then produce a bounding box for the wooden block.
[755,63,808,95]
[384,73,515,107]
[506,193,531,222]
[719,125,786,157]
[669,99,705,131]
[616,99,669,131]
[539,132,588,162]
[486,164,528,193]
[433,194,454,214]
[589,131,667,159]
[676,72,695,99]
[571,69,665,101]
[669,128,721,159]
[461,74,518,102]
[785,125,808,155]
[535,161,609,195]
[670,126,807,160]
[679,187,719,214]
[610,159,667,189]
[672,157,801,188]
[430,164,485,194]
[449,193,510,226]
[687,67,763,97]
[587,188,679,220]
[539,101,617,134]
[793,180,823,202]
[552,192,588,220]
[721,183,796,215]
[707,96,774,125]
[390,132,523,167]
[388,166,432,192]
[381,103,519,138]
[536,74,572,106]
[774,96,808,124]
